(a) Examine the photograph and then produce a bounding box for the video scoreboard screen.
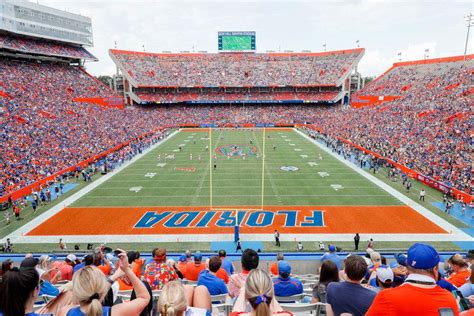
[218,31,256,52]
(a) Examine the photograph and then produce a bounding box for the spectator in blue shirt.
[197,256,228,296]
[218,250,234,276]
[272,261,303,297]
[73,254,94,273]
[320,245,342,270]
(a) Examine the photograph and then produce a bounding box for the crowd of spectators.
[0,34,96,60]
[111,49,362,87]
[1,243,473,315]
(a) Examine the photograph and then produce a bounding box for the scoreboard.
[218,31,256,52]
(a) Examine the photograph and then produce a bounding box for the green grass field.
[72,128,400,208]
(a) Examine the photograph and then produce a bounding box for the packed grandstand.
[1,0,474,316]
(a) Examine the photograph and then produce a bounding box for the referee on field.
[274,229,280,247]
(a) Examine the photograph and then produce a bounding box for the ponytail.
[163,303,178,316]
[85,295,103,316]
[248,295,272,316]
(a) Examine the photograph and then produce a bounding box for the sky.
[37,0,474,77]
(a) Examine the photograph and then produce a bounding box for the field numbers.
[156,163,167,167]
[129,186,143,193]
[308,162,318,167]
[300,154,308,158]
[331,184,344,191]
[145,173,157,178]
[294,148,302,151]
[318,172,330,177]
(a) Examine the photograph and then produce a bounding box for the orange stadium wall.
[302,125,473,204]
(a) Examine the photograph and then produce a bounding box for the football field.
[13,128,471,243]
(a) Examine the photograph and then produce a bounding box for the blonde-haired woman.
[158,280,212,316]
[232,269,292,316]
[58,249,150,316]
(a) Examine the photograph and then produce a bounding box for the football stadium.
[0,0,473,315]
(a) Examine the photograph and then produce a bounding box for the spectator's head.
[241,249,259,271]
[193,252,202,264]
[376,267,394,289]
[127,251,140,264]
[394,253,407,266]
[370,252,381,265]
[0,268,40,316]
[447,254,468,272]
[20,257,38,269]
[71,266,109,315]
[406,243,440,280]
[344,255,368,282]
[218,249,226,258]
[152,248,167,263]
[1,259,13,276]
[246,269,274,315]
[278,261,291,279]
[209,256,222,273]
[179,255,187,263]
[84,254,94,266]
[185,250,192,260]
[276,252,284,261]
[328,245,336,253]
[319,260,340,284]
[65,254,77,266]
[158,281,187,316]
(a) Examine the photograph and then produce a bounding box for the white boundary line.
[295,128,472,242]
[2,130,181,244]
[4,128,472,244]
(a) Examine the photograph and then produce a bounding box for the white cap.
[66,254,77,262]
[376,267,394,283]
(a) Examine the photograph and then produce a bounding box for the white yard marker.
[129,186,143,193]
[156,163,167,167]
[289,143,295,146]
[145,173,157,178]
[172,149,179,152]
[308,162,318,167]
[300,154,308,158]
[281,135,287,138]
[285,139,291,142]
[184,140,190,142]
[294,148,302,151]
[330,184,344,191]
[188,136,193,138]
[318,171,330,177]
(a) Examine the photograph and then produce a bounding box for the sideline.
[295,128,471,242]
[2,130,180,244]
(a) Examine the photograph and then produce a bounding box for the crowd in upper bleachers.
[1,244,473,315]
[111,49,362,87]
[0,34,96,60]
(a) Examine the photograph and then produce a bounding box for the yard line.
[85,194,392,198]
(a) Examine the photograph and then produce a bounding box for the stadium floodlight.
[464,13,473,59]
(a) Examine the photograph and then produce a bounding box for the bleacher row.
[2,245,472,315]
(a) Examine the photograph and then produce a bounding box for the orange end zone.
[26,205,447,236]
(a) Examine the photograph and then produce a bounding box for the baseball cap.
[376,267,394,283]
[66,254,77,262]
[394,253,407,266]
[407,243,440,269]
[194,252,203,261]
[179,255,187,262]
[328,245,336,252]
[20,257,39,268]
[278,261,292,277]
[370,252,381,263]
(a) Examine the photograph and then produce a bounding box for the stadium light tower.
[464,13,474,60]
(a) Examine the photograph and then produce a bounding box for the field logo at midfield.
[217,144,257,157]
[280,166,299,172]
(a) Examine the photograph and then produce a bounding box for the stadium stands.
[0,33,97,60]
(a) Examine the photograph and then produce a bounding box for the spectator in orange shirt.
[270,253,284,276]
[93,252,111,276]
[447,254,471,287]
[366,243,459,316]
[177,255,188,277]
[50,254,76,282]
[205,258,229,283]
[185,253,206,281]
[128,251,144,278]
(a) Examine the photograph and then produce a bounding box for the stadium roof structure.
[109,48,365,89]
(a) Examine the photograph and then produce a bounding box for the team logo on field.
[217,144,257,157]
[280,166,299,172]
